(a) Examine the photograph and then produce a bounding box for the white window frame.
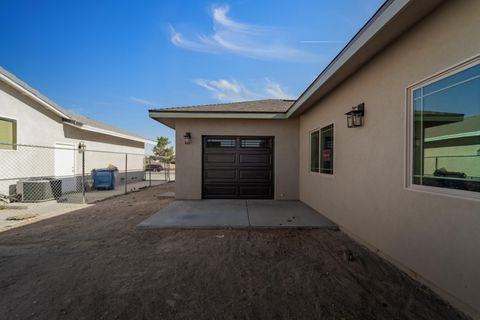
[0,114,18,152]
[405,54,480,201]
[309,122,335,177]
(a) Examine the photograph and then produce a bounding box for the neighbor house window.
[310,131,319,172]
[0,117,16,150]
[412,61,480,193]
[310,124,334,174]
[320,124,334,174]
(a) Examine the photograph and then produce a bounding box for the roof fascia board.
[0,71,72,120]
[63,121,151,144]
[149,111,287,120]
[286,0,409,118]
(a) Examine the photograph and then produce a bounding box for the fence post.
[149,157,152,187]
[125,153,128,194]
[82,150,86,204]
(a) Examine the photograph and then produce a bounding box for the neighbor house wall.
[175,118,299,200]
[299,0,480,316]
[0,81,145,194]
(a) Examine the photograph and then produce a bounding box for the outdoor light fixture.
[77,141,86,151]
[345,103,365,128]
[184,132,192,144]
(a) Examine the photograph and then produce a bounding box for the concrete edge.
[137,224,340,230]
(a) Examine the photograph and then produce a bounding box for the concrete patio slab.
[247,200,336,228]
[138,200,249,228]
[138,200,337,229]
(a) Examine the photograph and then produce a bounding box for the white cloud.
[299,40,343,44]
[195,78,295,102]
[169,5,321,61]
[130,96,155,106]
[264,79,294,99]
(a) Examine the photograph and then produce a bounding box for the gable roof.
[151,99,294,113]
[0,66,150,144]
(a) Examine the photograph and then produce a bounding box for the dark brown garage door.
[202,136,274,199]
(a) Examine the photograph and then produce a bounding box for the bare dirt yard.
[0,183,469,320]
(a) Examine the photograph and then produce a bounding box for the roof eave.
[63,121,152,144]
[0,70,72,120]
[149,111,288,121]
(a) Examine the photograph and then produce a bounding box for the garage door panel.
[204,169,237,180]
[238,185,272,198]
[204,153,237,164]
[238,153,272,165]
[239,169,272,181]
[203,184,237,197]
[203,136,273,199]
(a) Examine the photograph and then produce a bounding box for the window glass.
[320,124,334,174]
[412,63,480,193]
[0,117,16,150]
[310,131,319,172]
[206,138,236,148]
[240,138,267,148]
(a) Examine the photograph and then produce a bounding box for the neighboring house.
[150,0,480,317]
[424,115,480,180]
[0,67,151,195]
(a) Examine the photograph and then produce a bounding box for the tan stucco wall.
[299,0,480,316]
[175,118,299,200]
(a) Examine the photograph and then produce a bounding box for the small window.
[411,62,480,193]
[320,124,334,174]
[0,117,17,150]
[206,138,236,148]
[240,138,267,148]
[310,131,319,172]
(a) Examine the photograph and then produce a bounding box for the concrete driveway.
[138,200,337,229]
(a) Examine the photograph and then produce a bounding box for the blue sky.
[0,0,384,149]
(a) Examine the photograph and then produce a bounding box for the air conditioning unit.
[16,178,62,202]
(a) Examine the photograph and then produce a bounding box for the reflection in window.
[206,138,236,148]
[320,124,334,174]
[310,131,319,172]
[413,63,480,193]
[240,138,267,148]
[0,117,17,150]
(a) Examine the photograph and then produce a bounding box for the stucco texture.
[174,118,299,200]
[299,0,480,316]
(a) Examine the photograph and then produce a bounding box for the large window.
[310,124,334,174]
[412,61,480,193]
[0,117,16,150]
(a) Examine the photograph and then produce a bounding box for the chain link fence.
[0,143,174,210]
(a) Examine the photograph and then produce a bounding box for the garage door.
[203,136,274,199]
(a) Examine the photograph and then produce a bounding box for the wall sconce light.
[184,132,192,144]
[345,103,365,128]
[77,141,86,152]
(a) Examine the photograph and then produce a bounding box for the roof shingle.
[150,99,295,113]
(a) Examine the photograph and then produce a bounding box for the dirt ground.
[0,183,469,320]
